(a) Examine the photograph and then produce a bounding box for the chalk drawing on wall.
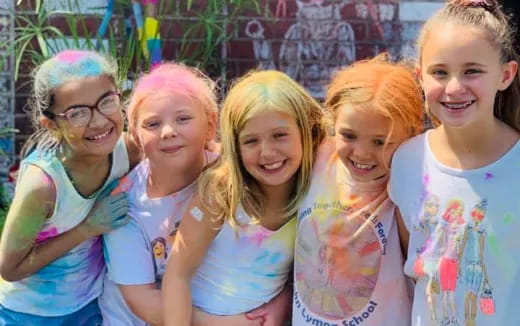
[246,0,356,98]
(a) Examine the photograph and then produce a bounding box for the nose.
[445,76,466,96]
[259,140,276,160]
[89,108,110,128]
[161,123,177,139]
[352,142,372,161]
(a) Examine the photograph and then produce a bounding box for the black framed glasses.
[43,91,121,127]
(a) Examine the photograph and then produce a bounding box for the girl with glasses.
[0,50,140,325]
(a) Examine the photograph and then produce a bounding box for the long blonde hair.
[199,70,326,227]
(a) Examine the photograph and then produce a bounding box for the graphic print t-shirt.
[389,131,520,326]
[293,140,411,326]
[100,152,216,325]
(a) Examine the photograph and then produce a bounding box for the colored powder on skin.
[35,227,59,244]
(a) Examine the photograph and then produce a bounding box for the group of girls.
[0,0,518,325]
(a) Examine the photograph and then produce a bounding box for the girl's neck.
[146,152,206,198]
[260,177,295,212]
[58,144,110,172]
[431,118,519,169]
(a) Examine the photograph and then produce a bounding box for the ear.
[498,60,518,91]
[415,64,424,85]
[206,111,218,143]
[40,115,57,130]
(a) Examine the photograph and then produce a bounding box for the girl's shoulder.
[13,163,57,211]
[395,132,427,154]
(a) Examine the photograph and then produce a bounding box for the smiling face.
[418,23,517,130]
[134,93,215,171]
[238,110,303,195]
[47,75,123,158]
[335,104,402,183]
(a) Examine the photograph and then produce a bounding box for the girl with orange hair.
[293,54,424,326]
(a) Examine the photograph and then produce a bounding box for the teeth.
[87,129,111,140]
[352,161,374,170]
[444,101,473,109]
[263,161,283,170]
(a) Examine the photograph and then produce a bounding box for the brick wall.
[12,0,445,162]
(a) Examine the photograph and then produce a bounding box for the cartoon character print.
[437,199,466,326]
[414,193,442,322]
[459,199,494,326]
[295,207,382,320]
[151,236,168,282]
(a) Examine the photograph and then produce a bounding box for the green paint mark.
[488,234,500,255]
[504,213,515,224]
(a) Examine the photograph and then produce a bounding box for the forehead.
[137,93,203,119]
[421,23,500,66]
[240,110,297,134]
[336,104,390,132]
[52,75,115,112]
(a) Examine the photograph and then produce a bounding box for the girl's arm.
[120,284,162,325]
[162,194,221,326]
[0,165,128,281]
[395,207,409,259]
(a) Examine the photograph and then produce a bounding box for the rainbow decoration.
[132,0,163,68]
[96,0,114,50]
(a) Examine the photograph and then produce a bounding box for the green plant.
[2,0,147,85]
[178,0,261,78]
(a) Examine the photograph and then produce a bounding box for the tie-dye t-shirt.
[99,151,216,326]
[0,137,129,317]
[293,140,411,326]
[191,206,296,315]
[389,131,520,326]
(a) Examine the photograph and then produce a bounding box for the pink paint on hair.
[126,63,216,132]
[55,50,85,64]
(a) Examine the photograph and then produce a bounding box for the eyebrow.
[427,62,487,68]
[64,90,116,111]
[239,126,290,139]
[338,128,387,138]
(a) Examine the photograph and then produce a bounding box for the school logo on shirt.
[295,202,383,320]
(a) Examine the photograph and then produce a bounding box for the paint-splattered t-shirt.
[100,152,216,325]
[293,140,411,326]
[0,137,129,317]
[191,206,296,315]
[389,131,520,326]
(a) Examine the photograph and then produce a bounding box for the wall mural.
[245,0,399,98]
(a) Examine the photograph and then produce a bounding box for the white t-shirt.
[389,131,520,326]
[99,155,212,325]
[293,140,411,326]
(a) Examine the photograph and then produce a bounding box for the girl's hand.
[245,285,292,326]
[79,181,129,237]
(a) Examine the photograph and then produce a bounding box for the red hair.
[325,54,424,143]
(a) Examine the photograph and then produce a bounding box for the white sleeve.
[388,145,412,231]
[103,218,156,285]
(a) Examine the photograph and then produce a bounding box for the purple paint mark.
[35,227,59,244]
[485,172,494,180]
[422,174,430,186]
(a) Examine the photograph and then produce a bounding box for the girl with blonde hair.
[163,70,326,326]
